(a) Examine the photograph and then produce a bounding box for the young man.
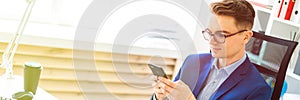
[151,0,272,100]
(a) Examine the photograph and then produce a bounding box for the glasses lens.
[214,32,225,43]
[202,31,211,41]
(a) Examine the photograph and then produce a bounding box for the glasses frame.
[202,28,248,43]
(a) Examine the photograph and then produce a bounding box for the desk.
[0,75,57,100]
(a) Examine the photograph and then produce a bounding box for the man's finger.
[154,87,163,94]
[158,77,177,88]
[154,87,166,99]
[159,82,174,94]
[152,82,157,87]
[150,75,159,82]
[175,80,184,85]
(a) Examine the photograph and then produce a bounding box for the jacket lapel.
[212,57,251,99]
[192,55,214,97]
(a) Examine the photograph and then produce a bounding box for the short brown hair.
[210,0,255,30]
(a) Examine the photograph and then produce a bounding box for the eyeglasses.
[202,28,248,43]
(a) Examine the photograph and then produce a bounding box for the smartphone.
[148,64,168,79]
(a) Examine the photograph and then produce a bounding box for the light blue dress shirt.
[197,53,247,100]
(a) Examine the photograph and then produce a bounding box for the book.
[290,0,300,23]
[273,0,284,17]
[279,0,289,19]
[284,0,296,20]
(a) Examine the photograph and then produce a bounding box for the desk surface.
[0,75,57,100]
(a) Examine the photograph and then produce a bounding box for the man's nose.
[209,37,218,45]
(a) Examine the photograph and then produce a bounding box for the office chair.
[246,31,298,100]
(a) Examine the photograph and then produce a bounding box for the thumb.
[176,80,187,86]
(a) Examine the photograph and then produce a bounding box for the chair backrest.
[246,31,298,100]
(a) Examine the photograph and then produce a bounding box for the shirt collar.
[212,53,247,75]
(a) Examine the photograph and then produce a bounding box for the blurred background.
[0,0,300,100]
[0,0,209,99]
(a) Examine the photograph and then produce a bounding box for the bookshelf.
[273,18,300,28]
[250,0,300,73]
[253,5,272,14]
[248,0,300,96]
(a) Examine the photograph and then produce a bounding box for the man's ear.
[243,31,253,44]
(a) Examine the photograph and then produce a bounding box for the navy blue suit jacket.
[151,53,272,100]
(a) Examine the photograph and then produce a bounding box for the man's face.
[207,15,247,59]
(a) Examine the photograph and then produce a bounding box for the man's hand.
[152,76,167,100]
[158,77,195,100]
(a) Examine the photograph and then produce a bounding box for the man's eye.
[215,33,224,37]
